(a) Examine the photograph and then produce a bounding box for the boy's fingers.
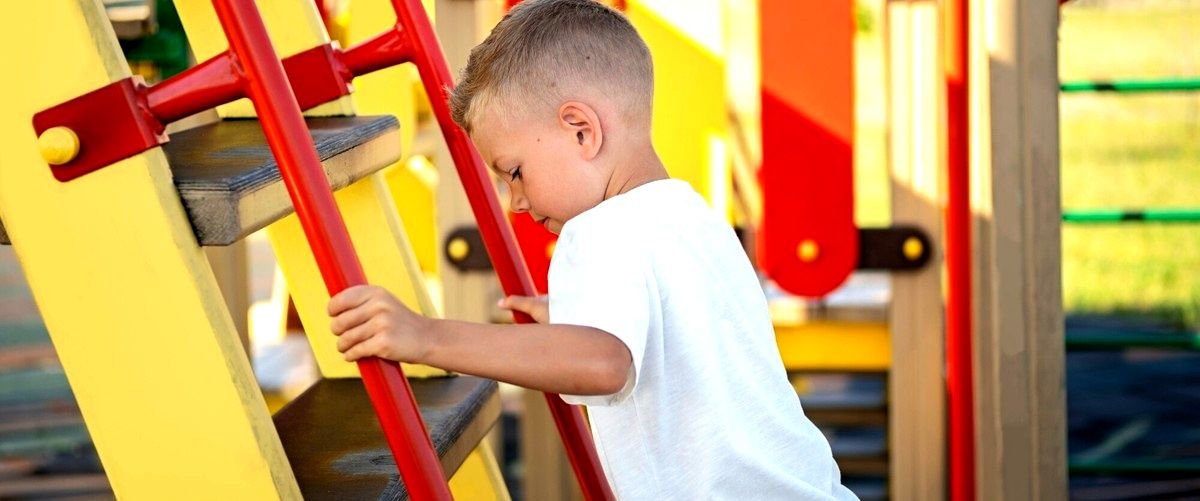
[335,322,375,354]
[328,285,374,317]
[329,301,376,335]
[498,295,545,314]
[342,335,381,362]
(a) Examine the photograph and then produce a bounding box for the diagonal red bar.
[209,0,451,499]
[385,1,614,499]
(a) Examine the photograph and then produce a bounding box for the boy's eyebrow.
[487,157,508,175]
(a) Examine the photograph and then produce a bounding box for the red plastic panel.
[758,0,857,298]
[510,212,554,294]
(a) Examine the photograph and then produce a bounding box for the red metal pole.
[210,1,451,499]
[944,0,975,499]
[144,51,245,125]
[387,1,614,499]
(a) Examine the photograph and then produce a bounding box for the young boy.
[328,0,856,498]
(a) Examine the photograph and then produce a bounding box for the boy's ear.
[557,101,603,161]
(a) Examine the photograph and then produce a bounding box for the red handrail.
[944,0,975,499]
[210,0,451,499]
[383,1,614,499]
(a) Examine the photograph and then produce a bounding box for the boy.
[328,0,856,498]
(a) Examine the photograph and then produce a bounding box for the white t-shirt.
[548,179,857,500]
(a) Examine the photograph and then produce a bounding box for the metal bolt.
[797,239,819,263]
[38,126,80,166]
[903,236,924,261]
[447,237,470,262]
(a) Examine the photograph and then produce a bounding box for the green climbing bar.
[1060,77,1200,93]
[1062,208,1200,224]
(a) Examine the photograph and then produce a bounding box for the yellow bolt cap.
[38,126,81,166]
[903,236,924,261]
[797,239,819,263]
[447,237,470,261]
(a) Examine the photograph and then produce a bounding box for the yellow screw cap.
[545,241,557,259]
[797,239,819,263]
[902,236,924,261]
[447,237,470,262]
[38,126,81,166]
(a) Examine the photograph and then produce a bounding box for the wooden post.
[432,0,503,327]
[886,0,946,498]
[969,0,1066,497]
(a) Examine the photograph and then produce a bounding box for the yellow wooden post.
[0,1,299,498]
[345,0,443,286]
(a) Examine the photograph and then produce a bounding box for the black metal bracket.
[445,225,934,273]
[444,226,492,272]
[857,226,932,271]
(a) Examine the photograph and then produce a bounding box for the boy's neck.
[603,143,670,201]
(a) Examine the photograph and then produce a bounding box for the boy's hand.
[327,285,433,363]
[498,295,549,324]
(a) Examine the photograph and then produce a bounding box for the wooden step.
[0,115,400,246]
[273,375,499,500]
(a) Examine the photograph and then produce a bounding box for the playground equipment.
[0,0,617,498]
[0,0,1072,499]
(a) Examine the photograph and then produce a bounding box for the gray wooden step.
[273,375,500,500]
[0,115,400,246]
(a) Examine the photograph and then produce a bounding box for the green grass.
[1059,3,1200,328]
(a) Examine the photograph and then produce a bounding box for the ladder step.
[0,115,400,246]
[273,376,499,500]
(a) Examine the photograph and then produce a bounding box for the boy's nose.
[509,188,530,213]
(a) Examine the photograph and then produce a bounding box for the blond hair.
[448,0,653,134]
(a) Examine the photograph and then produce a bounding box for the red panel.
[758,0,857,298]
[510,213,554,294]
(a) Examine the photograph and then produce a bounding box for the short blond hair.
[448,0,653,134]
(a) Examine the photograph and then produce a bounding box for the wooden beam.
[970,0,1066,496]
[886,0,947,498]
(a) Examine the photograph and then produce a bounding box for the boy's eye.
[510,166,522,181]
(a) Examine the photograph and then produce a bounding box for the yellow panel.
[775,322,891,372]
[173,0,354,117]
[0,2,298,498]
[267,173,446,378]
[627,1,731,216]
[344,2,441,278]
[345,0,418,156]
[448,441,512,501]
[384,156,440,275]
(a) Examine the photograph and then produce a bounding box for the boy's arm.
[329,285,631,396]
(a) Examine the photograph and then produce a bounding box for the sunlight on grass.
[1059,2,1200,328]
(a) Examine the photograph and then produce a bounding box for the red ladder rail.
[210,0,451,498]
